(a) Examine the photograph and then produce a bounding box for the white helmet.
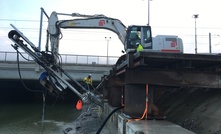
[88,74,92,77]
[136,42,140,46]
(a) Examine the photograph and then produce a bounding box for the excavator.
[8,9,183,107]
[48,11,183,63]
[47,11,153,65]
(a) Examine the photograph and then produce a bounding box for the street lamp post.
[193,14,199,54]
[105,37,111,64]
[148,0,150,25]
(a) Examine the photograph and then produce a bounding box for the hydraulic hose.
[96,106,124,134]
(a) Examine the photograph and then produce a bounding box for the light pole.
[105,37,111,64]
[193,14,199,54]
[148,0,150,25]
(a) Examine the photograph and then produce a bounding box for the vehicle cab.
[125,25,152,53]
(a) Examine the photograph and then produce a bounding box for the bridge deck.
[0,61,112,81]
[115,52,221,88]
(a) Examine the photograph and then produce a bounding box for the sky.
[1,0,221,57]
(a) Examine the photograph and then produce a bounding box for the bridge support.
[105,52,221,119]
[123,84,146,118]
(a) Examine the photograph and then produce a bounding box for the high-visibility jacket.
[83,77,92,85]
[137,44,144,52]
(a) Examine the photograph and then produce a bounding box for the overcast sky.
[1,0,221,56]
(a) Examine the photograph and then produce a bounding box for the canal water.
[0,80,82,134]
[0,103,81,134]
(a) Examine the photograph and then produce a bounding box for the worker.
[83,74,93,91]
[136,42,144,52]
[136,30,141,39]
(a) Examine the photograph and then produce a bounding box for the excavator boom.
[47,11,152,61]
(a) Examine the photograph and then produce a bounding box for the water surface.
[0,103,80,134]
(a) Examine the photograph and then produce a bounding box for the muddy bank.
[154,86,221,134]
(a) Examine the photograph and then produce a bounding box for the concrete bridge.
[0,51,118,105]
[0,51,118,82]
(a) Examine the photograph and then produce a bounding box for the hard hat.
[136,42,140,46]
[88,74,92,77]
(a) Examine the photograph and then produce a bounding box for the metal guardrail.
[0,51,119,65]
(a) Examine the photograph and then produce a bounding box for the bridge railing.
[0,51,120,65]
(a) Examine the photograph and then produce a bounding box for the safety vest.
[137,44,144,52]
[83,77,92,85]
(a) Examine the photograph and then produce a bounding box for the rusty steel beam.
[135,51,221,62]
[124,68,221,88]
[123,84,146,118]
[103,76,124,107]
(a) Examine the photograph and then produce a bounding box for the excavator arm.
[47,11,152,64]
[47,11,126,61]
